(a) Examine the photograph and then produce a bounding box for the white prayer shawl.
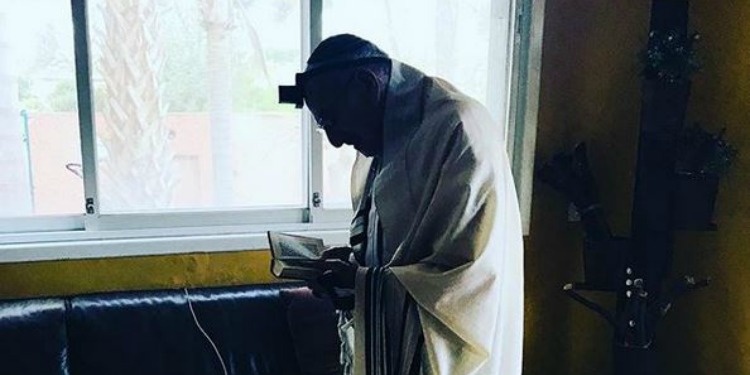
[349,61,524,375]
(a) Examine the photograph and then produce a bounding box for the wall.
[0,251,275,299]
[523,1,648,374]
[659,1,750,374]
[526,1,749,374]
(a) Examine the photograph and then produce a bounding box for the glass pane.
[88,0,303,213]
[321,0,493,208]
[0,0,84,218]
[323,142,356,209]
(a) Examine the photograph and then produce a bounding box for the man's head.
[279,34,391,156]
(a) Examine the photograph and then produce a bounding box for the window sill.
[0,225,351,264]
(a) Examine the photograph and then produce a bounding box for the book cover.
[267,231,326,281]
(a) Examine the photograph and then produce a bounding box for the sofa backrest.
[0,284,303,375]
[0,298,68,375]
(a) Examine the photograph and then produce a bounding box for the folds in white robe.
[344,61,524,375]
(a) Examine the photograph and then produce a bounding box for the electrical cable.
[184,287,228,375]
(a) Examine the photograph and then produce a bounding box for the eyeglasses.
[311,103,341,132]
[313,113,333,131]
[309,73,355,131]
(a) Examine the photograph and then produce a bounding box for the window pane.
[321,0,493,208]
[88,0,303,213]
[323,142,356,209]
[0,1,84,218]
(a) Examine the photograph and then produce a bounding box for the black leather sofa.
[0,283,341,375]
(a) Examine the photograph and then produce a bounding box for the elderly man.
[279,34,524,375]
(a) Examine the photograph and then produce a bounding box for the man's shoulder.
[425,78,497,128]
[415,77,502,159]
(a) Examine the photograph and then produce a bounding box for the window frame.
[507,0,546,235]
[0,0,541,262]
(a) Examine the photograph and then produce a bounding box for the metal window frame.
[72,0,338,232]
[0,216,84,234]
[0,0,349,254]
[0,0,540,260]
[507,0,546,235]
[0,0,91,235]
[305,0,357,224]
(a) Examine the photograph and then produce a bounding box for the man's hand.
[317,246,357,290]
[307,246,357,310]
[318,258,357,290]
[320,246,353,262]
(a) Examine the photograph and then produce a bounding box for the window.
[0,0,541,261]
[321,0,507,208]
[87,0,304,213]
[0,0,85,233]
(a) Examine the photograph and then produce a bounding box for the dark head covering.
[306,34,389,72]
[279,34,390,108]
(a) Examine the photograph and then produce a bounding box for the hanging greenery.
[640,30,701,84]
[674,124,738,176]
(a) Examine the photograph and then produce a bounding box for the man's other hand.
[320,246,353,261]
[318,259,357,290]
[317,246,357,290]
[307,246,357,310]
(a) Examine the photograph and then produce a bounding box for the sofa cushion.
[280,287,342,375]
[0,298,68,375]
[65,284,301,375]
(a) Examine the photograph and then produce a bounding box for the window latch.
[85,198,95,214]
[312,192,322,208]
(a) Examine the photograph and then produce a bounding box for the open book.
[267,231,326,281]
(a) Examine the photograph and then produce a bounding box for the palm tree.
[97,0,176,211]
[200,0,269,207]
[200,0,234,207]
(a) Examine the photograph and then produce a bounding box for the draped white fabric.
[347,62,524,375]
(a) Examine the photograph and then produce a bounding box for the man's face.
[303,69,384,157]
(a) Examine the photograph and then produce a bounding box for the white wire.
[184,287,229,375]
